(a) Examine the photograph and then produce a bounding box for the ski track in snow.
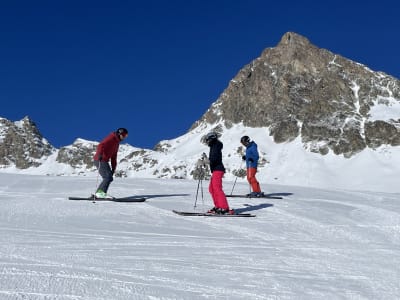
[0,174,399,299]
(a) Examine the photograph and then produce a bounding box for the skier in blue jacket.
[241,136,263,197]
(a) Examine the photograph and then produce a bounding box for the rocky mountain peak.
[193,32,400,157]
[277,31,312,50]
[0,116,55,168]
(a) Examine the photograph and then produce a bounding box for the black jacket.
[208,139,225,172]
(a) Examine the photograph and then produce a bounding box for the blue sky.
[1,0,399,149]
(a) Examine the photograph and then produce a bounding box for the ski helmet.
[204,131,218,143]
[240,135,250,145]
[116,128,128,137]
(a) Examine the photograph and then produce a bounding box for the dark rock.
[0,116,55,168]
[193,32,400,157]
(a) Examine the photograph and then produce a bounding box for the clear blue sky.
[1,0,398,149]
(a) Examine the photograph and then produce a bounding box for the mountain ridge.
[192,32,400,157]
[1,32,399,192]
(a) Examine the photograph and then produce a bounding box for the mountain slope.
[0,32,399,193]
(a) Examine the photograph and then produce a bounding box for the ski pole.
[230,160,243,195]
[93,167,100,203]
[230,176,238,196]
[194,176,201,208]
[194,153,208,209]
[194,166,205,208]
[200,167,204,208]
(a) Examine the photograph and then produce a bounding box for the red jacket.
[93,132,121,171]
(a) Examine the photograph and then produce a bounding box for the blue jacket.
[245,141,259,168]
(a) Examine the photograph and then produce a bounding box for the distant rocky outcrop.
[56,139,97,169]
[192,32,400,157]
[0,116,55,168]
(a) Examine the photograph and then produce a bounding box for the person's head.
[204,131,218,146]
[240,135,250,146]
[116,128,128,140]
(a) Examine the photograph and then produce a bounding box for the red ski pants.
[209,170,229,209]
[247,167,261,193]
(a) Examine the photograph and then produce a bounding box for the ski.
[172,210,255,217]
[68,196,146,202]
[227,194,283,199]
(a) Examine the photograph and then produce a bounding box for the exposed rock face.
[193,32,400,157]
[365,121,400,148]
[56,139,97,169]
[0,116,55,168]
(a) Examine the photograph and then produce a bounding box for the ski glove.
[98,155,103,161]
[242,155,254,162]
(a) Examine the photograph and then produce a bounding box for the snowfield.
[0,173,399,299]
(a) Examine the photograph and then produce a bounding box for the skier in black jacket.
[203,131,233,215]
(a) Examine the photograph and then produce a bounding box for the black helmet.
[240,135,250,145]
[204,131,218,143]
[116,128,128,137]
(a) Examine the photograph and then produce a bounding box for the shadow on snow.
[130,193,190,199]
[234,203,274,214]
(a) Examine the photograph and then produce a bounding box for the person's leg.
[248,167,261,193]
[210,171,229,209]
[95,161,114,193]
[209,175,218,208]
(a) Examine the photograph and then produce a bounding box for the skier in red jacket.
[93,128,128,199]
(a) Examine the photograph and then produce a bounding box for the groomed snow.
[0,173,399,299]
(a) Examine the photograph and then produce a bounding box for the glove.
[242,155,246,161]
[98,155,103,162]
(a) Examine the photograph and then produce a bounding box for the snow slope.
[0,173,399,299]
[2,122,399,194]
